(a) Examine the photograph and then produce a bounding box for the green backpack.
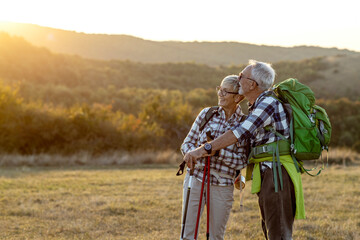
[272,78,332,174]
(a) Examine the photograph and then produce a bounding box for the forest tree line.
[0,83,359,155]
[0,32,359,155]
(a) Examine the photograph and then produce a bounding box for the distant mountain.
[1,32,359,103]
[0,22,358,66]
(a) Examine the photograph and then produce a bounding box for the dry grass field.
[0,164,359,240]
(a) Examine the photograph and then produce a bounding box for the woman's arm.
[180,108,208,155]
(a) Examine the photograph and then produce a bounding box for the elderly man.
[184,60,305,240]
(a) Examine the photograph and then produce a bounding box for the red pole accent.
[194,163,207,239]
[206,156,210,240]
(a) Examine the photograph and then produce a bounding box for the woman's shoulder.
[198,106,219,116]
[197,107,210,116]
[193,107,213,123]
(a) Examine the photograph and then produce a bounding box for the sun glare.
[0,0,359,51]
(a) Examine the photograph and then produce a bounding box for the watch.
[204,143,212,154]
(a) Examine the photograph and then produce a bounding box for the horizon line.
[0,21,358,53]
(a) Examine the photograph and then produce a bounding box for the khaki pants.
[181,173,234,240]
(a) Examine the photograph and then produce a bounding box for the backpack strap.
[265,93,301,174]
[248,93,299,192]
[177,107,218,176]
[199,106,219,132]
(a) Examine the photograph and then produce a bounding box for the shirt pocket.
[221,145,235,166]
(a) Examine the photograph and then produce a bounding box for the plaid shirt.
[181,105,248,186]
[232,91,290,148]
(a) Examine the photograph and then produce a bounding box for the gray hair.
[248,59,275,91]
[221,75,240,92]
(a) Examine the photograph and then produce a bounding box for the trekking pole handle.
[206,131,213,142]
[189,167,194,176]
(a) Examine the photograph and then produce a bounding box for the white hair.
[222,75,240,92]
[248,59,275,91]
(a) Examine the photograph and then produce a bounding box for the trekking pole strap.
[176,161,186,176]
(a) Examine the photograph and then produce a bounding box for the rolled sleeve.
[232,128,241,141]
[232,120,256,143]
[232,98,276,143]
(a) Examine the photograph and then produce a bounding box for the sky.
[1,0,360,52]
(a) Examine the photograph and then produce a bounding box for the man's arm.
[210,130,238,152]
[184,95,280,169]
[183,130,238,169]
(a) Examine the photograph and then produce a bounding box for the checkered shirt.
[232,91,290,149]
[181,105,248,186]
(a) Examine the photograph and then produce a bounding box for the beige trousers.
[181,173,234,240]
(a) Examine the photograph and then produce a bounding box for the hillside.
[0,32,359,103]
[309,55,360,99]
[0,22,358,66]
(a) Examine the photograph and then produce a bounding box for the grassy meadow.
[0,164,359,240]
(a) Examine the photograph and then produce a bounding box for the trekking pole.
[194,158,208,240]
[205,131,212,240]
[206,155,210,240]
[194,132,213,240]
[180,168,194,240]
[239,175,245,211]
[235,171,246,211]
[193,155,211,240]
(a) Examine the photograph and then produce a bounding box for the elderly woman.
[180,75,248,240]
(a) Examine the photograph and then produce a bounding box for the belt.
[195,164,233,184]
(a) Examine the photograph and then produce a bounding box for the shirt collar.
[218,105,243,119]
[248,91,271,111]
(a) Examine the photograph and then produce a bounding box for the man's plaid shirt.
[181,105,248,186]
[232,91,290,150]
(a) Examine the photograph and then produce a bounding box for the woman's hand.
[183,146,207,169]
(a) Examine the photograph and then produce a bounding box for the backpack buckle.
[308,114,315,124]
[255,145,272,155]
[290,144,297,154]
[260,146,269,153]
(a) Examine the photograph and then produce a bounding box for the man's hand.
[183,146,207,169]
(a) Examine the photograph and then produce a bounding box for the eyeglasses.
[216,86,238,97]
[238,73,258,86]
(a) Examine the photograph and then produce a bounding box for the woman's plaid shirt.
[181,105,248,186]
[232,91,290,148]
